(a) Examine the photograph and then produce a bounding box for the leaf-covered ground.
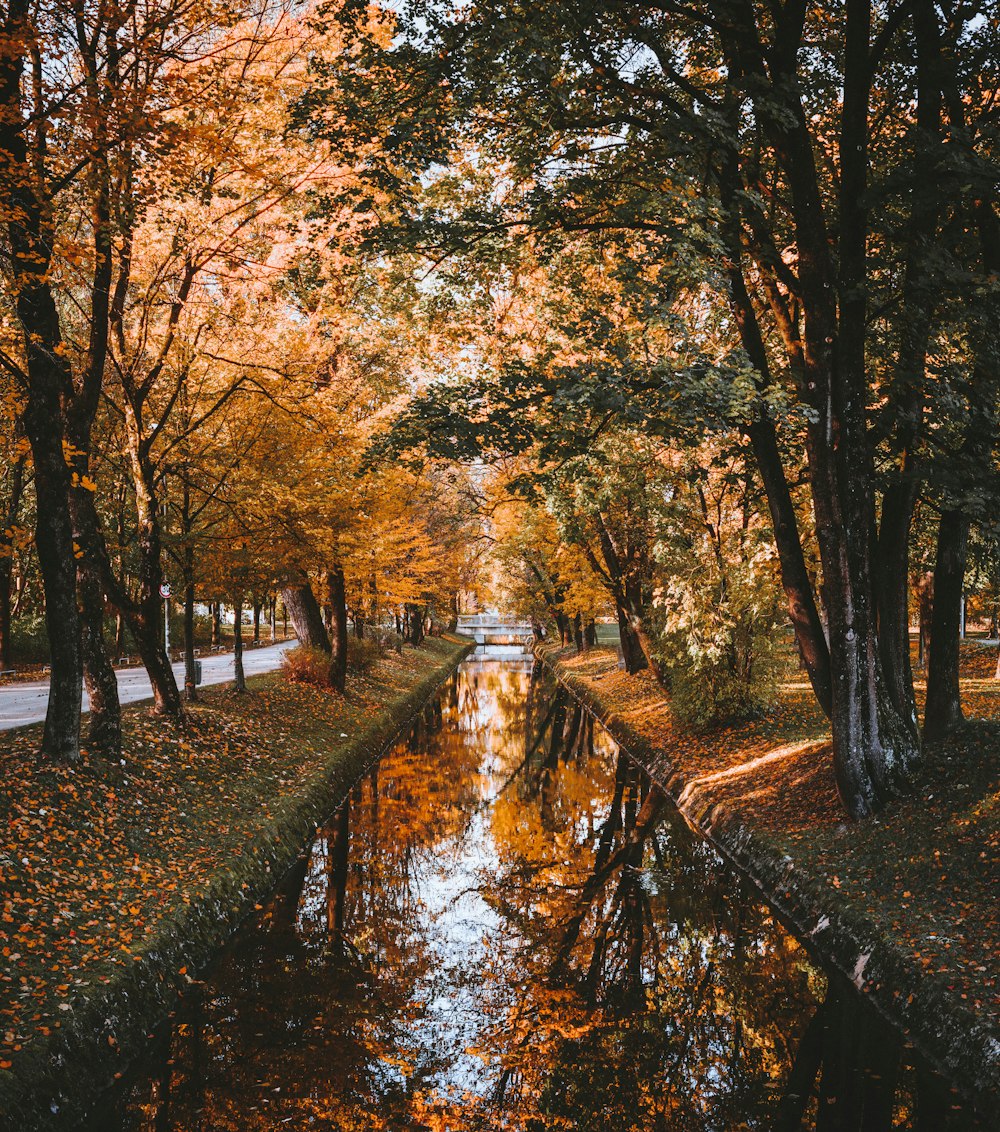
[0,639,460,1073]
[550,640,1000,1035]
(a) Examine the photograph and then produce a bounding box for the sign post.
[159,582,171,656]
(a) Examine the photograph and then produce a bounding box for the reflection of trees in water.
[83,663,984,1132]
[478,690,985,1131]
[475,691,821,1130]
[772,978,981,1131]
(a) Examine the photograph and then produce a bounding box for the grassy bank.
[539,643,1000,1113]
[0,634,474,1131]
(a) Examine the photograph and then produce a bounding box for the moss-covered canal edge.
[0,635,475,1132]
[537,644,1000,1113]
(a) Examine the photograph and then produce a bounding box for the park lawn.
[547,642,1000,1031]
[0,637,464,1072]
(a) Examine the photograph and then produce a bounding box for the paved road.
[0,640,296,732]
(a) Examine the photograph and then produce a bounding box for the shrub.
[376,630,404,656]
[653,537,785,730]
[9,614,50,667]
[347,636,380,675]
[282,646,332,688]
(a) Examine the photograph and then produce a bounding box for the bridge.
[456,614,534,646]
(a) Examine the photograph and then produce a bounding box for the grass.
[0,636,468,1084]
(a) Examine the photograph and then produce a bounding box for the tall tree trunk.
[916,571,933,669]
[31,424,83,759]
[131,610,181,715]
[124,432,181,715]
[623,578,665,683]
[872,0,942,746]
[211,602,221,647]
[732,0,919,815]
[824,0,898,817]
[326,566,348,695]
[583,518,663,679]
[252,599,261,644]
[183,570,197,703]
[269,596,277,643]
[0,453,24,672]
[555,610,570,647]
[1,13,82,760]
[0,551,12,672]
[233,596,246,693]
[280,574,331,651]
[876,481,921,741]
[67,471,125,752]
[617,606,647,675]
[719,139,833,718]
[924,509,968,738]
[405,603,425,646]
[368,573,378,637]
[77,564,120,753]
[180,478,197,702]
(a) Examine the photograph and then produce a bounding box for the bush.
[282,646,332,688]
[347,636,380,675]
[282,637,388,686]
[376,630,404,656]
[653,540,784,730]
[9,614,49,667]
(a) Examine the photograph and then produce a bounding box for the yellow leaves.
[70,472,97,492]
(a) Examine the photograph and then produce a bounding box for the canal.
[80,649,982,1130]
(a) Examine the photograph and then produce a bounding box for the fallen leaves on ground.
[0,640,458,1069]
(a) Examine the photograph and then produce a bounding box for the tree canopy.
[1,0,998,821]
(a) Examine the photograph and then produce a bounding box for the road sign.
[159,582,171,599]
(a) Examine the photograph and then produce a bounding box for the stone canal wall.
[0,636,475,1132]
[538,643,1000,1114]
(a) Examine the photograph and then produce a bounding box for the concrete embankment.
[538,643,1000,1114]
[0,636,474,1132]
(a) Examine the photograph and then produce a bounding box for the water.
[81,650,983,1130]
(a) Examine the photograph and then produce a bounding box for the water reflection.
[81,652,983,1130]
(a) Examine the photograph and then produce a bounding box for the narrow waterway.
[81,650,981,1130]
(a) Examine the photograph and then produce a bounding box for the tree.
[0,0,315,751]
[312,0,1000,816]
[0,381,27,671]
